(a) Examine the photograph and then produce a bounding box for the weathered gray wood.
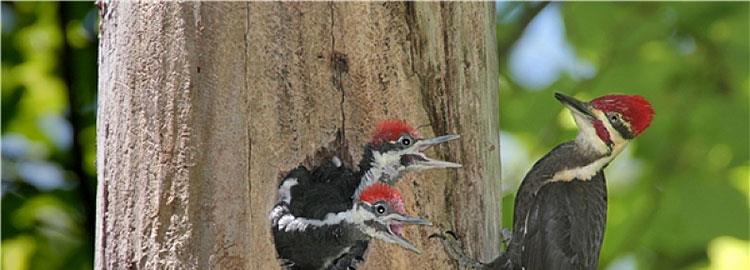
[96,2,499,269]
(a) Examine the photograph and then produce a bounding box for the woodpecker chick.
[355,119,461,196]
[438,92,654,270]
[271,177,430,270]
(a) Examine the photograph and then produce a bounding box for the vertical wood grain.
[96,2,499,269]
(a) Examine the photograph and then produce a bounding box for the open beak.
[404,134,462,170]
[555,92,595,119]
[415,134,461,151]
[379,213,432,253]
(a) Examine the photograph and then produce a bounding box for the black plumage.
[272,125,460,269]
[272,145,383,270]
[440,92,653,270]
[271,161,364,270]
[516,142,606,270]
[482,141,608,270]
[517,175,606,270]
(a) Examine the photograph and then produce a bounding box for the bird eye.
[610,114,619,122]
[399,136,411,146]
[376,205,386,214]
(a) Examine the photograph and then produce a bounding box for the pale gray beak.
[415,134,461,151]
[388,214,432,225]
[404,134,462,170]
[380,214,432,253]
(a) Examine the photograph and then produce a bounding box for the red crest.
[591,95,655,136]
[370,119,421,145]
[358,182,405,213]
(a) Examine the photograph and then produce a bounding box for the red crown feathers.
[370,119,421,145]
[358,182,405,213]
[591,94,655,136]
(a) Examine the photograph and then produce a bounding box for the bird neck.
[549,139,628,182]
[574,126,612,157]
[355,145,403,196]
[358,145,376,176]
[348,203,380,241]
[353,171,386,203]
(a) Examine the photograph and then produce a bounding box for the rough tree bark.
[96,2,499,269]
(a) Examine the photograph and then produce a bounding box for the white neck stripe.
[277,209,355,232]
[278,178,298,204]
[549,140,627,183]
[549,156,612,182]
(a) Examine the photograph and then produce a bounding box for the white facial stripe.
[572,112,610,155]
[618,114,634,133]
[372,150,407,175]
[595,110,627,146]
[555,109,633,183]
[574,108,635,156]
[373,150,401,165]
[353,149,410,198]
[352,203,409,242]
[352,203,375,223]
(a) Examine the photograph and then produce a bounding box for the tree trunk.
[96,2,499,269]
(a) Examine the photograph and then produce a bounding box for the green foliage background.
[497,2,748,270]
[2,2,97,270]
[1,2,747,270]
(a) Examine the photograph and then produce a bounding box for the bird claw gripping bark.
[430,231,485,270]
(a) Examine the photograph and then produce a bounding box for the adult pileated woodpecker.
[270,119,461,269]
[437,92,654,270]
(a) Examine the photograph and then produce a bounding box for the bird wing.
[270,165,352,223]
[311,158,360,198]
[519,173,607,270]
[271,165,362,269]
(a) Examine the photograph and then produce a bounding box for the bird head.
[352,182,431,253]
[364,119,461,180]
[555,92,655,156]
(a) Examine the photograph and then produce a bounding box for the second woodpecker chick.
[271,177,430,270]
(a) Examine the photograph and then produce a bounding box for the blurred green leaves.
[499,2,749,269]
[2,2,97,270]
